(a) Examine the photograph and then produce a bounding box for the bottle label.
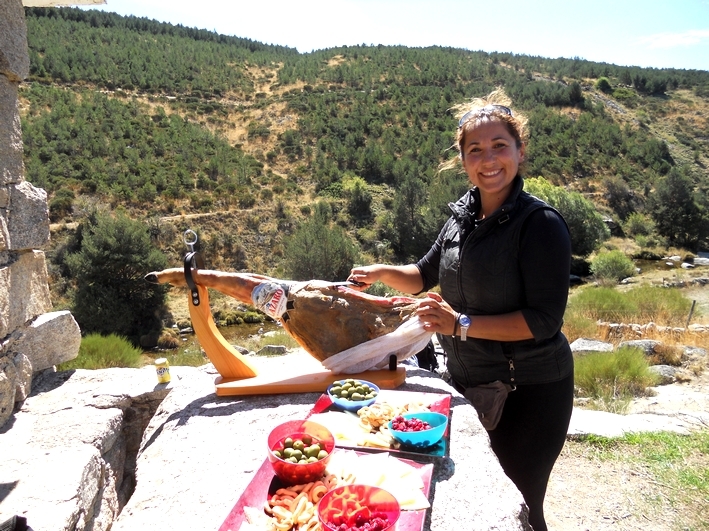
[251,282,289,319]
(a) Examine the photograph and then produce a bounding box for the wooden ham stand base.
[214,352,407,397]
[187,285,407,397]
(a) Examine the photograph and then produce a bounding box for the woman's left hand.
[415,292,457,335]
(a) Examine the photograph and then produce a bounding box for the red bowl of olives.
[267,420,335,486]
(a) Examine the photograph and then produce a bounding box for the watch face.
[459,314,471,327]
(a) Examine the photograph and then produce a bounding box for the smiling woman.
[348,88,573,531]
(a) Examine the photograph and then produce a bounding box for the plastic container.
[266,420,335,486]
[317,484,400,531]
[388,411,448,449]
[326,379,380,413]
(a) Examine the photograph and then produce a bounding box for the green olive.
[283,437,294,448]
[292,440,305,452]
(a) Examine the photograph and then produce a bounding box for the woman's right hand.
[347,265,384,290]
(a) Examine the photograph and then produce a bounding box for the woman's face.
[460,120,525,205]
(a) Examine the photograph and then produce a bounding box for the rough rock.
[569,338,614,354]
[0,357,18,424]
[567,408,698,438]
[0,366,171,531]
[0,354,532,531]
[9,351,31,402]
[648,364,679,385]
[683,346,707,362]
[0,0,30,82]
[0,75,23,188]
[617,339,660,355]
[7,181,50,250]
[0,251,52,340]
[9,310,82,372]
[255,344,288,356]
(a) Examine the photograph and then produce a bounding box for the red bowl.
[266,420,335,486]
[317,484,400,531]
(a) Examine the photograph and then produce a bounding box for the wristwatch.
[458,314,471,341]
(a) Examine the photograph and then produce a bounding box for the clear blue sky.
[81,0,709,71]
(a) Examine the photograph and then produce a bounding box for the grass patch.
[58,333,143,370]
[240,330,301,353]
[574,430,709,530]
[144,347,210,368]
[145,329,302,368]
[566,284,695,327]
[574,347,659,413]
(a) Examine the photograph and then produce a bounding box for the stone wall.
[0,0,81,428]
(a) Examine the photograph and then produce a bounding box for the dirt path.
[545,369,709,531]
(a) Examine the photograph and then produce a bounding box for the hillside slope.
[21,7,709,289]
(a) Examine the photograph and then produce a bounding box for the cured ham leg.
[145,268,431,373]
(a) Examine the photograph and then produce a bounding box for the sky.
[79,0,709,71]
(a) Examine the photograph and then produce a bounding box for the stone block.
[8,181,49,250]
[0,251,52,339]
[0,357,18,428]
[0,213,8,252]
[569,337,614,354]
[0,0,30,81]
[11,351,32,402]
[10,310,81,372]
[0,76,24,187]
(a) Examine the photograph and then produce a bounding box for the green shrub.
[566,285,694,325]
[574,347,659,413]
[65,211,168,345]
[625,285,695,325]
[525,177,610,257]
[243,311,264,324]
[590,250,635,284]
[156,330,180,350]
[624,212,654,236]
[567,286,638,322]
[241,330,301,353]
[58,333,143,370]
[596,77,612,94]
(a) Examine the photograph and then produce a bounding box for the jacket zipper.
[452,205,511,386]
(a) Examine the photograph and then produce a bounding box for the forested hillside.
[21,8,709,292]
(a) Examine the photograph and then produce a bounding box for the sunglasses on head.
[458,105,513,128]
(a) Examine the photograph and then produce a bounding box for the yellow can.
[155,357,171,383]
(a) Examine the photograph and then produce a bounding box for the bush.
[590,250,635,284]
[65,211,168,345]
[596,77,613,94]
[566,285,695,326]
[58,333,143,370]
[282,201,360,281]
[574,347,659,413]
[525,177,610,257]
[624,212,653,236]
[157,329,180,350]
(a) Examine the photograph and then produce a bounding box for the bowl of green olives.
[267,420,335,485]
[327,378,380,413]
